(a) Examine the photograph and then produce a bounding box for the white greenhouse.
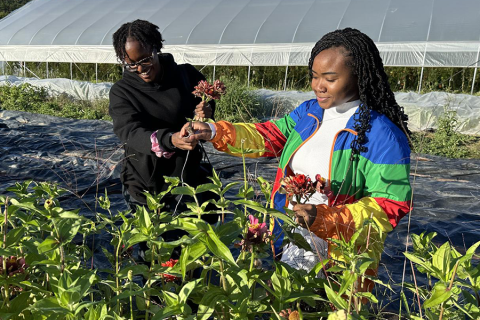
[0,0,480,92]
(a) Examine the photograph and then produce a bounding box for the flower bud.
[127,270,133,281]
[44,198,55,210]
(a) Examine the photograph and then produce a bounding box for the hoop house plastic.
[0,0,479,68]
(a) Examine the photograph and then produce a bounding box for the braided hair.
[112,19,164,62]
[308,28,410,156]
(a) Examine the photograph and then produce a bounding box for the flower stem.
[129,280,134,320]
[249,250,255,273]
[2,198,9,308]
[144,244,155,320]
[115,240,121,312]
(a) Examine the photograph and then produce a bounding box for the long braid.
[308,28,410,156]
[112,19,164,62]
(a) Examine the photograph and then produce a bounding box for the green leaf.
[9,199,44,215]
[324,285,347,310]
[179,279,202,304]
[404,252,435,274]
[57,218,82,244]
[37,236,60,254]
[150,305,180,320]
[432,242,451,281]
[203,228,238,267]
[117,264,149,278]
[163,291,180,307]
[27,296,71,314]
[270,266,291,300]
[233,200,267,214]
[179,245,189,280]
[236,185,254,199]
[268,209,296,227]
[423,282,452,308]
[457,241,480,268]
[356,291,378,303]
[58,211,83,219]
[5,227,25,248]
[125,233,149,248]
[400,290,411,316]
[198,287,228,320]
[290,231,313,252]
[221,182,240,196]
[338,271,356,296]
[136,206,152,235]
[171,186,195,197]
[196,183,217,194]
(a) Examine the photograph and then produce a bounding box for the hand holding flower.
[291,201,317,229]
[192,80,226,121]
[194,100,212,121]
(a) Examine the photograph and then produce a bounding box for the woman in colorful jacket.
[185,28,412,289]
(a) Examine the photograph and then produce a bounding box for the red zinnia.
[160,259,180,282]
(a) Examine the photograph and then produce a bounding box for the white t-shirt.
[280,100,360,273]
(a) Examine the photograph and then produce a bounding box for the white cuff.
[207,123,216,140]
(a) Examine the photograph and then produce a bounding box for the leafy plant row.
[0,146,478,319]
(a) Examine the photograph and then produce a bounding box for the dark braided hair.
[112,19,164,62]
[308,28,410,156]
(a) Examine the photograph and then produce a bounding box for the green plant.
[412,105,477,158]
[403,232,480,320]
[214,80,263,123]
[0,83,111,120]
[0,150,477,319]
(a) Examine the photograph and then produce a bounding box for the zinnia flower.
[246,215,270,244]
[160,259,180,282]
[192,80,227,102]
[279,173,328,203]
[0,256,28,277]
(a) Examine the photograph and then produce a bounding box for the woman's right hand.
[180,122,213,141]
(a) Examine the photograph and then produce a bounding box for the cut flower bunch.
[279,173,327,203]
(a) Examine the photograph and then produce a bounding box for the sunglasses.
[122,50,156,72]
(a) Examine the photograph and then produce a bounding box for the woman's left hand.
[291,202,317,228]
[194,101,212,121]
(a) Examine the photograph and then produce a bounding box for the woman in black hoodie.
[109,19,213,212]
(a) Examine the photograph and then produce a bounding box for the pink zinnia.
[246,215,270,244]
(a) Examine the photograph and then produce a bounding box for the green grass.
[411,106,480,159]
[0,83,110,120]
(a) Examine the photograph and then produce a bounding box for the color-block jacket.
[211,99,412,265]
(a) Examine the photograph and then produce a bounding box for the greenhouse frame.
[0,0,479,92]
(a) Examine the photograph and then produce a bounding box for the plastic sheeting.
[255,89,480,134]
[0,75,112,101]
[0,109,479,306]
[2,76,480,134]
[0,0,480,67]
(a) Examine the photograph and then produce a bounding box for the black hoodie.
[109,53,214,203]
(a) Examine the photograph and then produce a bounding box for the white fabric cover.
[0,0,479,68]
[1,77,479,134]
